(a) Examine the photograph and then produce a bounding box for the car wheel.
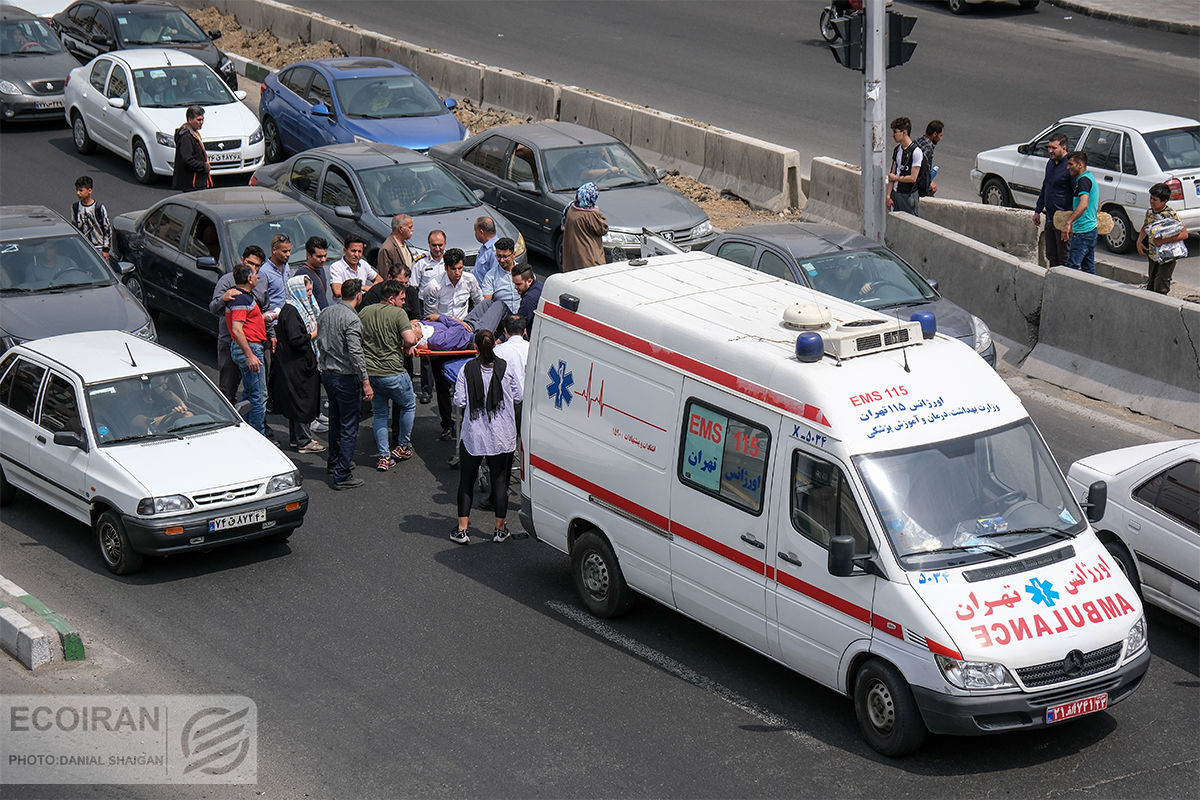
[947,0,969,13]
[553,232,564,271]
[1101,538,1142,600]
[819,8,839,41]
[980,177,1012,207]
[123,272,146,305]
[1102,207,1135,254]
[95,509,144,575]
[72,112,96,154]
[0,466,17,507]
[571,529,634,618]
[132,139,155,185]
[853,659,927,757]
[263,117,283,163]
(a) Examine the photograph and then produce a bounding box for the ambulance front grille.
[1015,641,1122,687]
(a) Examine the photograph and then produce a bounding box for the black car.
[111,187,344,333]
[50,0,237,89]
[702,222,997,366]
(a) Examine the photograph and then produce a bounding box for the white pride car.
[64,48,263,184]
[0,331,308,575]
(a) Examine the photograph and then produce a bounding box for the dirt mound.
[190,6,344,68]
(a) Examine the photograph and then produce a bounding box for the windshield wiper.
[352,113,386,119]
[167,419,231,433]
[102,433,155,444]
[0,287,34,294]
[900,542,1014,560]
[418,204,468,215]
[48,281,104,291]
[985,526,1077,540]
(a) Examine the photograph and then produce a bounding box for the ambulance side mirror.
[1083,480,1107,523]
[828,536,857,577]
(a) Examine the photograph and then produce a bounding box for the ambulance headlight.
[1124,616,1147,658]
[935,654,1016,690]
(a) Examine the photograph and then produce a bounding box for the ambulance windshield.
[853,421,1086,570]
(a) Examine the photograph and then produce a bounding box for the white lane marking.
[547,600,826,750]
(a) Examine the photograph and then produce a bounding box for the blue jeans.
[1066,228,1097,274]
[322,373,361,482]
[230,341,266,434]
[370,372,415,457]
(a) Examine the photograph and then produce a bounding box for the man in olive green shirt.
[360,280,419,471]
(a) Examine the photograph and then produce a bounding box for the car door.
[302,70,340,150]
[492,142,557,251]
[1009,122,1088,208]
[316,161,373,243]
[60,3,97,59]
[0,356,47,495]
[754,248,799,284]
[96,61,131,153]
[1078,125,1125,211]
[135,202,195,319]
[1128,457,1199,616]
[668,387,773,653]
[178,211,227,330]
[74,56,112,142]
[269,66,314,155]
[770,445,877,687]
[29,371,90,522]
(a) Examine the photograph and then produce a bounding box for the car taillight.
[64,75,69,86]
[1166,178,1184,201]
[259,83,268,95]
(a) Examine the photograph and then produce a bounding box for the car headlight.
[137,495,194,515]
[603,229,641,247]
[267,470,302,494]
[972,314,992,354]
[155,131,175,148]
[249,125,263,145]
[934,654,1016,690]
[689,219,713,239]
[0,80,23,96]
[513,232,527,258]
[132,319,157,342]
[1124,616,1147,659]
[219,57,235,75]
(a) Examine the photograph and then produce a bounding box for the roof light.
[795,332,824,363]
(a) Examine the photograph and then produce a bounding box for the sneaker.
[447,453,460,469]
[450,527,470,545]
[333,477,365,490]
[310,420,329,433]
[298,440,327,454]
[438,427,455,441]
[419,390,432,405]
[493,528,510,543]
[391,444,415,461]
[376,456,395,472]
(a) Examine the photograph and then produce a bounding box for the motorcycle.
[819,0,892,42]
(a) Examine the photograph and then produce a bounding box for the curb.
[0,576,85,664]
[226,52,274,83]
[0,607,52,670]
[1044,0,1200,36]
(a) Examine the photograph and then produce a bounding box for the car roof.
[0,205,77,238]
[75,0,183,11]
[299,142,428,168]
[1063,110,1199,133]
[287,57,414,78]
[14,330,188,383]
[101,47,205,68]
[482,121,619,148]
[715,221,877,259]
[150,187,311,219]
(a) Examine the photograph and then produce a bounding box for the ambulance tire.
[571,529,634,618]
[854,659,926,757]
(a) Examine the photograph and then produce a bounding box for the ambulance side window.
[678,399,770,515]
[790,450,870,553]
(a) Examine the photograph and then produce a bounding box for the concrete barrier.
[407,50,484,107]
[0,607,51,670]
[629,107,706,178]
[559,87,633,143]
[918,198,1041,265]
[309,13,364,57]
[699,128,802,212]
[801,157,863,233]
[481,67,559,120]
[1023,269,1200,430]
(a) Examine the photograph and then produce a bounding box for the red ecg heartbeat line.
[574,363,667,432]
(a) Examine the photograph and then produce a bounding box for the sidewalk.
[1045,0,1199,35]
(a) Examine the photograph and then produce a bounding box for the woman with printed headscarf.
[271,274,325,453]
[560,181,608,271]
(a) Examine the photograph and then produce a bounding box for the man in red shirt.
[226,262,269,435]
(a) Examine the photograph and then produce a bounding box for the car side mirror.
[53,430,88,452]
[828,535,857,577]
[234,89,247,101]
[444,97,457,110]
[107,96,125,110]
[653,167,668,180]
[926,278,938,291]
[333,205,360,220]
[117,260,136,276]
[208,29,222,40]
[472,188,485,200]
[1084,480,1107,523]
[516,181,537,194]
[311,103,332,118]
[195,256,222,273]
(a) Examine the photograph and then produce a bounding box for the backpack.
[916,155,933,197]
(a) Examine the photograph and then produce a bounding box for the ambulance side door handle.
[778,551,803,567]
[740,533,765,549]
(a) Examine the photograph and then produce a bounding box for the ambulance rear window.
[678,399,770,515]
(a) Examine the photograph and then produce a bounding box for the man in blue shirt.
[1033,134,1073,267]
[259,233,291,324]
[480,237,521,314]
[472,216,498,283]
[1063,151,1098,275]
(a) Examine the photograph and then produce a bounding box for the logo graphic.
[1062,649,1085,677]
[661,230,674,241]
[1025,577,1060,608]
[547,360,573,409]
[181,706,252,776]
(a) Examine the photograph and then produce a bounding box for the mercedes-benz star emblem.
[1062,649,1085,677]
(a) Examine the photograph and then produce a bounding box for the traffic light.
[829,14,864,73]
[887,11,917,68]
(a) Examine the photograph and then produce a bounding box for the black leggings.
[457,447,514,519]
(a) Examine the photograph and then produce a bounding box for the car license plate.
[1046,692,1108,724]
[208,151,241,163]
[208,508,266,532]
[34,100,63,110]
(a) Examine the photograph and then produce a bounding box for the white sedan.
[1067,440,1199,626]
[64,48,263,184]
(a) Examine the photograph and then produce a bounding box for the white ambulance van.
[519,252,1149,756]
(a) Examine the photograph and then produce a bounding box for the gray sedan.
[250,142,527,270]
[0,6,79,122]
[429,121,714,268]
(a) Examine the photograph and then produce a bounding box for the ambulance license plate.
[1046,692,1108,724]
[208,508,266,532]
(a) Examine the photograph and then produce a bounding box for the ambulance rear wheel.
[571,529,634,618]
[854,659,926,757]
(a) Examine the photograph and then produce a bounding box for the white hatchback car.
[0,331,308,574]
[1067,440,1199,626]
[970,111,1200,254]
[64,48,263,184]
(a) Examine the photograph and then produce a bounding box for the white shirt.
[421,270,482,318]
[453,362,523,456]
[328,257,378,290]
[410,252,438,289]
[493,336,529,394]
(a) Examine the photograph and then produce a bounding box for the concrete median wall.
[803,157,863,233]
[481,68,559,121]
[918,198,1041,265]
[558,87,633,143]
[629,107,706,178]
[699,129,803,212]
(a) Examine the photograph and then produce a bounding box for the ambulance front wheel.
[571,529,635,618]
[853,659,927,757]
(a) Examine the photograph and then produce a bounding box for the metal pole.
[862,0,886,241]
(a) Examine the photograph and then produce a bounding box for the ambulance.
[518,252,1150,756]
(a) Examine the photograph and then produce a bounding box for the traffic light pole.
[862,0,887,242]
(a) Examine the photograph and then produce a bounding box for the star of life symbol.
[1025,577,1060,607]
[547,360,574,409]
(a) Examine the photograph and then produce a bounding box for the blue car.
[258,57,467,162]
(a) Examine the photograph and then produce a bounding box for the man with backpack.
[914,121,942,199]
[887,117,923,216]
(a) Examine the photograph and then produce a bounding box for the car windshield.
[359,162,479,216]
[336,76,447,119]
[87,368,239,445]
[0,18,63,55]
[133,65,233,108]
[0,234,116,293]
[854,420,1086,571]
[798,248,937,309]
[542,143,655,193]
[225,213,343,268]
[1142,126,1200,172]
[115,9,209,45]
